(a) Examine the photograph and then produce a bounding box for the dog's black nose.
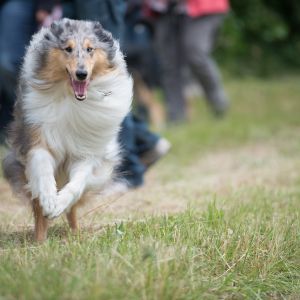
[76,70,88,81]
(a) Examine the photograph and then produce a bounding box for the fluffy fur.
[2,19,132,241]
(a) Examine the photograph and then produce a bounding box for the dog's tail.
[2,151,30,202]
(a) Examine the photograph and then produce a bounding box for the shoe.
[213,101,229,117]
[210,95,230,118]
[140,137,171,168]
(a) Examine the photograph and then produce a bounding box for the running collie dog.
[2,19,132,241]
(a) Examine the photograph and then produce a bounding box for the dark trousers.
[155,13,228,121]
[0,0,36,132]
[73,0,126,40]
[118,115,158,187]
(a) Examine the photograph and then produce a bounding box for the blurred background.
[1,0,300,132]
[216,0,300,76]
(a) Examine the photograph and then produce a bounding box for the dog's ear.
[93,22,103,36]
[50,20,64,37]
[93,22,113,46]
[93,22,116,60]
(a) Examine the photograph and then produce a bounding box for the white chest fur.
[23,72,132,160]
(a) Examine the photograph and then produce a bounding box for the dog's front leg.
[26,148,57,217]
[47,160,95,219]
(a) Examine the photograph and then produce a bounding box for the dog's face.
[38,19,116,101]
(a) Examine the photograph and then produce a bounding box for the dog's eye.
[64,47,73,53]
[87,47,94,53]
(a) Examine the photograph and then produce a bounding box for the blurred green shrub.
[216,0,300,75]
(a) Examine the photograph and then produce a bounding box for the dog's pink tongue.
[71,79,88,100]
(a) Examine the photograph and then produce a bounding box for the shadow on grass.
[0,225,80,248]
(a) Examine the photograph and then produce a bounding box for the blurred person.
[124,0,166,128]
[0,0,36,139]
[145,0,230,121]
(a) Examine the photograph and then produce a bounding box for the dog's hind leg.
[66,204,78,233]
[2,151,29,202]
[3,152,49,242]
[32,199,48,242]
[3,152,48,241]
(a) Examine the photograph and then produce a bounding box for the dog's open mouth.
[70,78,89,101]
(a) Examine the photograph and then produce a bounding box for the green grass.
[1,75,300,299]
[165,76,300,160]
[0,193,299,299]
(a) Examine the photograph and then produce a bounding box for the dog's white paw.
[39,193,57,217]
[30,174,57,217]
[47,202,67,219]
[47,190,74,219]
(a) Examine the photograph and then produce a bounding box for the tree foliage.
[216,0,300,75]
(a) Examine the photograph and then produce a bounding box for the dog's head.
[36,19,117,101]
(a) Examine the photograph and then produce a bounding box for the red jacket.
[187,0,230,17]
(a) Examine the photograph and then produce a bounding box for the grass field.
[0,76,300,299]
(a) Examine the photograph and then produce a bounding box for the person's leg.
[133,115,159,155]
[74,0,126,40]
[117,114,146,188]
[183,14,229,116]
[154,14,186,122]
[117,115,170,187]
[0,0,36,131]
